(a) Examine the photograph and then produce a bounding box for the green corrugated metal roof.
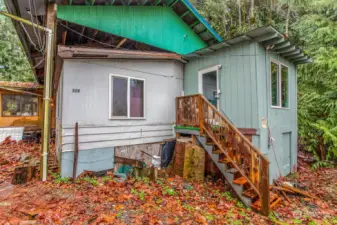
[57,5,209,54]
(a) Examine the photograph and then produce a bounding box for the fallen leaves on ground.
[0,140,336,224]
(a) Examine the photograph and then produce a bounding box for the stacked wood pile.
[171,138,205,182]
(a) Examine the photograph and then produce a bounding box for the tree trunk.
[285,3,290,37]
[250,0,255,26]
[237,0,242,28]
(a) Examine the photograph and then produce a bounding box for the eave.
[185,26,312,65]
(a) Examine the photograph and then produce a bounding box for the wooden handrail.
[176,94,270,215]
[199,95,270,163]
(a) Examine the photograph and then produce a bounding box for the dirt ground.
[0,140,336,225]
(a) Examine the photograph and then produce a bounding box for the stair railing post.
[198,95,204,135]
[260,158,270,216]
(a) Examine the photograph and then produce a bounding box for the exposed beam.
[293,56,308,62]
[254,32,280,42]
[92,29,99,39]
[263,37,285,46]
[116,38,128,49]
[85,0,96,5]
[281,49,300,57]
[62,31,67,45]
[105,0,116,4]
[180,10,190,18]
[78,26,86,42]
[169,0,179,7]
[153,0,162,5]
[138,0,149,5]
[276,46,296,54]
[197,29,208,35]
[288,53,304,60]
[121,0,133,5]
[273,41,290,50]
[190,20,200,29]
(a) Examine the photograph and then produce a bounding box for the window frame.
[1,94,39,117]
[109,74,146,120]
[270,59,290,109]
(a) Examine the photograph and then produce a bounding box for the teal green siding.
[184,41,298,181]
[57,6,207,55]
[258,45,298,180]
[184,41,259,129]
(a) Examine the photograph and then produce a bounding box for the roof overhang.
[58,45,187,63]
[185,26,312,65]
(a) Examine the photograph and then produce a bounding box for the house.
[4,0,311,214]
[0,81,55,141]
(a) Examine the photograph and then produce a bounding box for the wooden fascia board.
[57,45,187,63]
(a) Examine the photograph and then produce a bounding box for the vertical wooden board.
[172,141,186,177]
[243,42,252,128]
[250,43,258,129]
[237,43,245,127]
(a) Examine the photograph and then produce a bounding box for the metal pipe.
[0,10,54,181]
[0,11,52,33]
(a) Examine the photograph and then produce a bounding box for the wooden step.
[232,177,248,185]
[243,189,258,199]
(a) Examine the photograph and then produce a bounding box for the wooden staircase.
[175,94,281,215]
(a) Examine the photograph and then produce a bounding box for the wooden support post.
[176,98,179,126]
[62,31,67,45]
[198,95,204,135]
[73,122,79,180]
[260,159,270,216]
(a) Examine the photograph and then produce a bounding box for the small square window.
[110,75,145,119]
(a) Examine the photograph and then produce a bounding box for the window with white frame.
[109,74,145,119]
[271,61,289,108]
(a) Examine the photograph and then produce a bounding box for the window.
[270,61,289,108]
[109,74,145,119]
[2,94,38,117]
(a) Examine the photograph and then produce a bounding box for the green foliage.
[51,173,70,184]
[0,0,36,82]
[82,177,99,186]
[294,0,337,164]
[131,189,146,200]
[162,186,177,196]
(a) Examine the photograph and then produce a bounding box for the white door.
[198,65,221,110]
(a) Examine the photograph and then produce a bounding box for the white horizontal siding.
[59,59,183,152]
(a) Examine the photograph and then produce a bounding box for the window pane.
[271,62,279,106]
[130,79,144,118]
[112,76,128,117]
[2,95,38,116]
[281,65,289,108]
